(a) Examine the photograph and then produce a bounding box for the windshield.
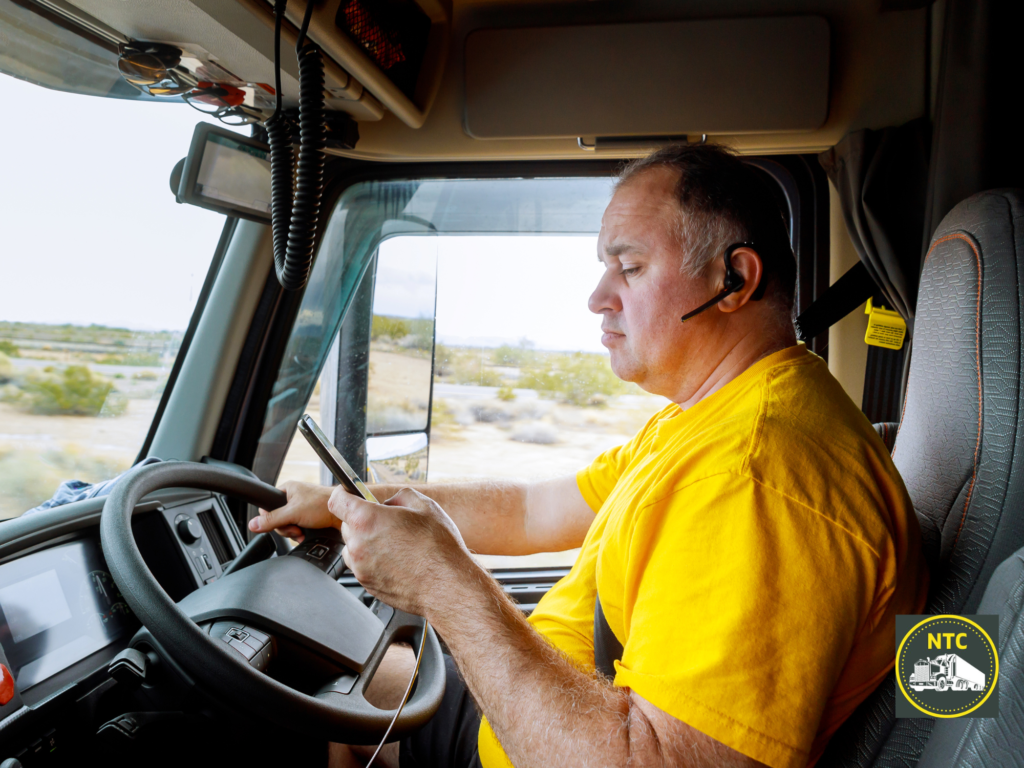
[0,73,237,519]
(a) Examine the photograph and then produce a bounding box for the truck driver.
[249,144,930,768]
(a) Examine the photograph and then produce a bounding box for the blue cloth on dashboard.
[21,457,162,517]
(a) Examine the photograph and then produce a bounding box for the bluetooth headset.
[680,241,769,322]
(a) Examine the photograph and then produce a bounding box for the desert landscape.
[1,320,668,569]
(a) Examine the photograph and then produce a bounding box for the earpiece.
[680,242,758,323]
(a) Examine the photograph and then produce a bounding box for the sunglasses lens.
[118,53,167,82]
[220,109,260,125]
[186,97,223,113]
[146,85,190,96]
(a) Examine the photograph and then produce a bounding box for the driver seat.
[819,189,1024,766]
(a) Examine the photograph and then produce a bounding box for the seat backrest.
[916,544,1024,767]
[819,189,1024,767]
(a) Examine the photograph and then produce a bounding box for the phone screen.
[297,415,378,503]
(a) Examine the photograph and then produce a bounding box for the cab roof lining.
[17,0,931,161]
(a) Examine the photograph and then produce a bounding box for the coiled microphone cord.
[266,0,326,292]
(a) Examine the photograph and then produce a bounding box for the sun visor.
[0,0,152,101]
[465,16,830,140]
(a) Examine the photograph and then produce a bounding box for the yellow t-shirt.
[478,344,928,768]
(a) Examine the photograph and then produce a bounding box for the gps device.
[297,414,378,503]
[175,123,272,223]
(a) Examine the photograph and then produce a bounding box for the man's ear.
[718,247,764,313]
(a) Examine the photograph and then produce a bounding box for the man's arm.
[250,475,594,557]
[333,488,767,768]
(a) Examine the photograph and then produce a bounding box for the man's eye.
[620,267,640,277]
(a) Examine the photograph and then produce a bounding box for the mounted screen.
[176,123,271,223]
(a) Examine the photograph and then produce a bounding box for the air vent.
[198,509,232,566]
[335,0,431,100]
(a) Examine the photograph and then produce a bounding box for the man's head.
[590,144,797,403]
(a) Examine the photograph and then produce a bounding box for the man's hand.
[249,480,336,542]
[329,486,475,617]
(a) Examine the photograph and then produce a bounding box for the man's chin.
[609,353,644,385]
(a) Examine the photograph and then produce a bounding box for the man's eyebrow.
[602,242,643,258]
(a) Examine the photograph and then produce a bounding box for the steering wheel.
[99,461,445,744]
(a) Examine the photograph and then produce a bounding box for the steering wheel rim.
[100,460,445,744]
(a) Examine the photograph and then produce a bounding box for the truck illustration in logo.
[909,654,986,692]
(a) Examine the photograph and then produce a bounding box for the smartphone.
[297,414,379,503]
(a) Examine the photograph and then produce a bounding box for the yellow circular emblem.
[896,615,999,718]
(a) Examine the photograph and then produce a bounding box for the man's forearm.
[370,481,532,555]
[428,562,643,768]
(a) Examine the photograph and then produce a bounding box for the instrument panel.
[0,538,136,692]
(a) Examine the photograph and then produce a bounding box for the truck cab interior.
[1,0,1023,766]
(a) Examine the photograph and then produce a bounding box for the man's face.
[590,167,716,395]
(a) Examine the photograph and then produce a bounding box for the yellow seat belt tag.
[863,297,907,350]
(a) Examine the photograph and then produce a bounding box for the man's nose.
[588,269,621,315]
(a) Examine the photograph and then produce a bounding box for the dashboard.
[0,537,134,693]
[0,487,246,763]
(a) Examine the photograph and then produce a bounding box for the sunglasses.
[118,45,198,97]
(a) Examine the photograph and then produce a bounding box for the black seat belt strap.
[593,595,623,680]
[794,261,878,343]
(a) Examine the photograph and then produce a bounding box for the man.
[250,145,929,768]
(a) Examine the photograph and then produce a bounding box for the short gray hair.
[616,143,796,311]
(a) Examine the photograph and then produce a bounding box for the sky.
[375,236,608,353]
[0,73,241,331]
[0,72,611,353]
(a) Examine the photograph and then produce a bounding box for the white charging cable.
[363,621,429,768]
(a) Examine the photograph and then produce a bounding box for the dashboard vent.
[198,509,232,566]
[335,0,431,100]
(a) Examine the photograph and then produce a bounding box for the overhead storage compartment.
[465,16,830,140]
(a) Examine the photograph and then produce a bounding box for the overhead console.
[464,16,830,142]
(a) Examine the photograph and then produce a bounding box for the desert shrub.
[492,341,535,367]
[366,395,426,433]
[18,365,127,416]
[470,403,511,423]
[518,352,630,406]
[0,341,20,357]
[510,422,559,445]
[496,386,516,402]
[372,315,412,341]
[0,353,14,383]
[433,344,506,387]
[99,352,160,366]
[132,370,159,381]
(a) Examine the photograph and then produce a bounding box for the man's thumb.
[250,508,277,531]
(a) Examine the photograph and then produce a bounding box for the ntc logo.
[896,615,999,718]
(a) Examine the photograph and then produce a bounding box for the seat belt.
[794,261,878,343]
[593,596,623,679]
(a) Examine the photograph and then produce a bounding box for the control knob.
[177,518,203,544]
